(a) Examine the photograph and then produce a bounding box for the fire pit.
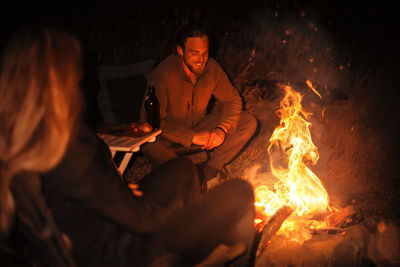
[254,82,334,243]
[244,82,398,266]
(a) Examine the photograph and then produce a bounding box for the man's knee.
[239,112,258,138]
[142,138,177,166]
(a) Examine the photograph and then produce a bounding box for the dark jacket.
[40,123,177,265]
[9,171,76,267]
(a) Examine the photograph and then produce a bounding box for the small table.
[97,128,161,174]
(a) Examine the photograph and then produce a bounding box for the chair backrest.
[97,60,155,124]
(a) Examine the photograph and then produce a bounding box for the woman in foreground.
[0,27,82,266]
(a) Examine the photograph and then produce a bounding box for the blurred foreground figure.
[0,27,82,266]
[0,27,255,266]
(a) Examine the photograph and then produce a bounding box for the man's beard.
[183,56,207,76]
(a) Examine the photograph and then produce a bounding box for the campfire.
[251,81,364,261]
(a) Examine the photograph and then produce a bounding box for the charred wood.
[326,205,363,228]
[248,206,293,266]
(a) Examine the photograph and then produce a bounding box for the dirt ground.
[233,84,400,266]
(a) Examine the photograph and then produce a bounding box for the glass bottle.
[144,86,160,130]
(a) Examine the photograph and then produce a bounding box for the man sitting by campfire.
[142,22,257,189]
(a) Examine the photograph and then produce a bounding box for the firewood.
[326,205,363,228]
[252,206,293,261]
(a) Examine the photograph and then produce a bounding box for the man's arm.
[212,62,243,134]
[160,118,196,147]
[193,62,240,150]
[148,71,195,147]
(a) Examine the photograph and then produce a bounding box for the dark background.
[2,0,399,107]
[2,0,399,63]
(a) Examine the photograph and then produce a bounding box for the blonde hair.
[0,27,82,235]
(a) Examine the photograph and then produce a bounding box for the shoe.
[206,175,221,191]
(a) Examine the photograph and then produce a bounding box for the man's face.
[178,36,209,76]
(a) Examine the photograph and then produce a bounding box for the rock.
[368,221,400,266]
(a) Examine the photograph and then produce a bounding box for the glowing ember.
[255,82,332,244]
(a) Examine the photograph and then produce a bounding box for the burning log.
[326,205,363,228]
[248,206,293,265]
[256,206,293,257]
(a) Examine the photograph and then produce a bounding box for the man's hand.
[192,131,210,149]
[192,129,226,150]
[206,128,225,149]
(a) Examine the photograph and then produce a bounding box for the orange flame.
[255,82,330,243]
[306,79,322,99]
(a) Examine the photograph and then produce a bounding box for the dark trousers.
[142,111,258,176]
[137,157,255,266]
